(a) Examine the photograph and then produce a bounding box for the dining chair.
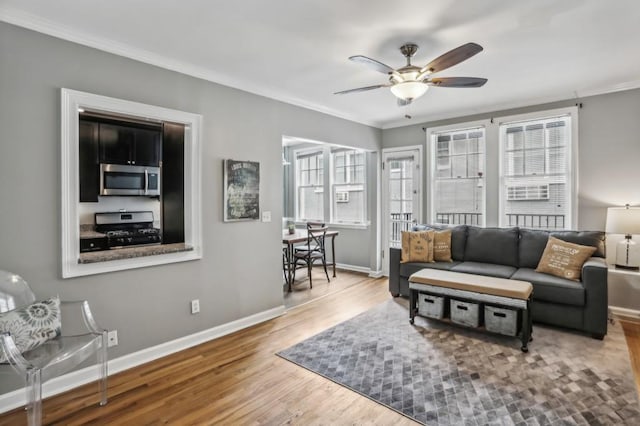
[292,224,330,288]
[0,270,108,426]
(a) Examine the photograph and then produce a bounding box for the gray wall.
[0,22,381,394]
[382,88,640,231]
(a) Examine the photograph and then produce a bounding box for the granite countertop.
[78,243,193,264]
[79,224,106,239]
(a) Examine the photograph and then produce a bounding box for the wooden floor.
[1,272,639,425]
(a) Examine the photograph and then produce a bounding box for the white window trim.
[292,145,370,228]
[497,106,578,229]
[330,148,367,225]
[293,147,325,222]
[426,120,490,226]
[61,89,203,278]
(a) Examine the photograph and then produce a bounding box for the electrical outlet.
[191,299,200,314]
[262,211,271,222]
[107,330,118,347]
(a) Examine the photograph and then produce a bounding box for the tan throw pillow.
[433,229,453,262]
[401,230,435,263]
[535,236,597,281]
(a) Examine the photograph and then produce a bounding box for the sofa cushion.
[399,261,462,278]
[512,268,585,306]
[519,229,606,269]
[401,230,434,263]
[535,237,597,281]
[551,230,605,258]
[464,226,519,267]
[433,229,453,262]
[451,261,517,279]
[416,224,467,260]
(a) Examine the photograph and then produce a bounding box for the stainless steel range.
[95,211,162,249]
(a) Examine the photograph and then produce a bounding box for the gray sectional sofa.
[389,226,609,338]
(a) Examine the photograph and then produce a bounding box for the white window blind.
[431,127,485,226]
[500,115,572,229]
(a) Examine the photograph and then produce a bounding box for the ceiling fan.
[335,42,487,106]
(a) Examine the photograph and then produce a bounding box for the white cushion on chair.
[0,296,61,363]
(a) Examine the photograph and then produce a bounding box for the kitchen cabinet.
[162,122,185,244]
[99,122,161,166]
[79,119,99,202]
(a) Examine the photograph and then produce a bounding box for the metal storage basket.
[484,305,520,336]
[450,299,480,327]
[418,293,445,319]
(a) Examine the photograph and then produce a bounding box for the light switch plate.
[262,211,271,222]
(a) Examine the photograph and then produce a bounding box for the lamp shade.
[390,82,429,101]
[606,206,640,235]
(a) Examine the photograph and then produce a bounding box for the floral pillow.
[0,296,61,363]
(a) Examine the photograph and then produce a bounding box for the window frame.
[426,120,490,227]
[330,148,367,225]
[292,145,370,228]
[497,106,579,230]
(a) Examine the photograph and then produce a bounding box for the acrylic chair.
[0,270,108,426]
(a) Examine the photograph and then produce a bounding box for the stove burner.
[106,230,131,237]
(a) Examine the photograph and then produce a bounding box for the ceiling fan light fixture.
[390,81,428,101]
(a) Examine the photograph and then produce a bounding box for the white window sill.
[294,221,370,230]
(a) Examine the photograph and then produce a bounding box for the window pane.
[299,186,323,221]
[432,128,485,226]
[333,184,364,223]
[500,114,572,230]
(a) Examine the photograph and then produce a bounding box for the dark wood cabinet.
[79,120,100,202]
[99,123,160,166]
[161,122,185,244]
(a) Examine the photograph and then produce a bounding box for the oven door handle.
[144,169,148,195]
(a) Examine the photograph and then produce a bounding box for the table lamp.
[606,204,640,269]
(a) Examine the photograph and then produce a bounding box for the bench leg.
[409,289,417,325]
[520,299,532,352]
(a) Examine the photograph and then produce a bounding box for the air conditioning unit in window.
[336,191,349,203]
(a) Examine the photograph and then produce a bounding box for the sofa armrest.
[581,256,608,337]
[389,248,402,296]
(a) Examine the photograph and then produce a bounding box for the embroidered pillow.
[535,237,597,281]
[401,230,435,263]
[0,296,61,363]
[433,229,453,262]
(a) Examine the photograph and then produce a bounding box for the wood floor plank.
[1,272,638,425]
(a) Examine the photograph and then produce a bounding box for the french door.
[381,147,422,275]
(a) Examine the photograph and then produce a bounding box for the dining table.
[282,229,339,291]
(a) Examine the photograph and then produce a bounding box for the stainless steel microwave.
[100,163,160,196]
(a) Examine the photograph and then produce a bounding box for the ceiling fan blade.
[334,84,389,95]
[419,42,483,75]
[397,98,412,107]
[349,55,395,74]
[427,77,487,88]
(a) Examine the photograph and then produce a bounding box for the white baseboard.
[335,263,370,274]
[368,270,384,278]
[609,305,640,320]
[0,305,285,414]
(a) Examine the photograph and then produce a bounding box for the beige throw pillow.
[535,236,596,281]
[401,230,435,263]
[433,229,453,262]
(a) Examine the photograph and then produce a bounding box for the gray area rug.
[277,299,640,425]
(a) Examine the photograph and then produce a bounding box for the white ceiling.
[2,0,640,129]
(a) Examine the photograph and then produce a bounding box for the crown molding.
[0,7,381,129]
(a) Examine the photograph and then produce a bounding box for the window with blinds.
[295,150,324,221]
[331,148,366,224]
[430,127,485,226]
[500,115,572,229]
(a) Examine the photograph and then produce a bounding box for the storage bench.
[408,268,533,352]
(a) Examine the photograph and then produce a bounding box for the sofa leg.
[591,333,605,340]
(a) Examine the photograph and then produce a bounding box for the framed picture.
[223,159,260,221]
